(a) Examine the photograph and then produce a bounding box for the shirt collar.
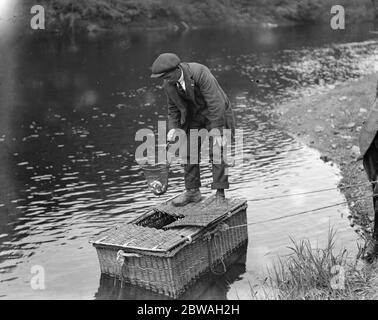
[178,68,184,84]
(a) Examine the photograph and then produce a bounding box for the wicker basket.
[90,196,248,298]
[95,242,247,300]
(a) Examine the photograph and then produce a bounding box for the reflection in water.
[0,23,377,299]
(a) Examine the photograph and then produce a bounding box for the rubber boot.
[172,188,201,207]
[214,189,227,206]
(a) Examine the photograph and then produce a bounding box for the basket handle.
[202,223,229,240]
[116,250,141,265]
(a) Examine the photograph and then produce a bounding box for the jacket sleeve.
[197,65,225,130]
[166,91,181,130]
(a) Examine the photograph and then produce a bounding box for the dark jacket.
[163,62,235,133]
[361,81,378,182]
[359,81,378,159]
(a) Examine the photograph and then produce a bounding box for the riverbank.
[276,73,378,237]
[266,230,378,299]
[273,72,378,298]
[35,0,376,32]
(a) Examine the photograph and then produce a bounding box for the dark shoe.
[172,189,201,207]
[214,189,227,206]
[363,239,378,263]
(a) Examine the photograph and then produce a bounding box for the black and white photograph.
[1,0,378,305]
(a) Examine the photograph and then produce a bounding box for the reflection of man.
[150,53,235,206]
[360,81,378,262]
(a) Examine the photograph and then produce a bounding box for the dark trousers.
[373,185,378,240]
[184,115,229,190]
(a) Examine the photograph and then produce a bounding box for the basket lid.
[91,196,247,254]
[91,223,199,253]
[154,196,247,229]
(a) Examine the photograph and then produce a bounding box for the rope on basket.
[116,250,125,286]
[204,224,228,275]
[116,250,141,287]
[212,235,227,275]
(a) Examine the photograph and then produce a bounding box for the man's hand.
[167,129,177,142]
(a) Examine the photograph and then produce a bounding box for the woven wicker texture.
[93,197,246,252]
[164,214,226,228]
[93,224,198,251]
[155,196,246,228]
[91,196,248,298]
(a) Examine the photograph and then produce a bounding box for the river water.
[0,21,378,299]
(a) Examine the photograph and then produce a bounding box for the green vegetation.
[40,0,376,31]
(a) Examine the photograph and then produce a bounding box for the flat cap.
[150,53,181,78]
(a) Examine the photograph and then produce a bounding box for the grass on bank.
[261,229,378,300]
